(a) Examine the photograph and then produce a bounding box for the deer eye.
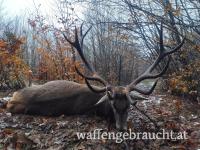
[107,91,115,100]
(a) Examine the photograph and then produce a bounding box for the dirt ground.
[0,92,200,150]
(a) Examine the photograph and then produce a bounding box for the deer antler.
[126,23,185,94]
[63,24,110,93]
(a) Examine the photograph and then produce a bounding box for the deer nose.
[119,128,126,132]
[118,127,127,132]
[116,123,127,131]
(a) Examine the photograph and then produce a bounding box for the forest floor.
[0,91,200,150]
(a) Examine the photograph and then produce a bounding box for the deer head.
[63,23,185,131]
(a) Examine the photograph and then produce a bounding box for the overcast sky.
[2,0,55,17]
[1,0,86,24]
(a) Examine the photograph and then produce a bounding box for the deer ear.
[95,95,108,106]
[129,92,148,100]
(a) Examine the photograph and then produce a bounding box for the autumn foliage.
[0,15,84,90]
[168,40,200,100]
[28,16,84,83]
[0,32,29,89]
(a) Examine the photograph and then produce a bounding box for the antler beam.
[127,23,185,93]
[63,24,110,93]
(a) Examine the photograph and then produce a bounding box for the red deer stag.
[6,23,184,131]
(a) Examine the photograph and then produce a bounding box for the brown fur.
[6,80,113,118]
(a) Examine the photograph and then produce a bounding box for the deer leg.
[133,104,158,130]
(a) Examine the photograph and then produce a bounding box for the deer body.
[7,80,113,118]
[7,23,185,131]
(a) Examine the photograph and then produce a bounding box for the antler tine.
[132,56,171,87]
[127,23,185,92]
[85,79,107,93]
[63,26,93,72]
[62,33,74,47]
[74,66,107,86]
[146,22,164,73]
[155,23,185,59]
[63,25,109,92]
[73,26,108,85]
[74,27,94,72]
[132,79,158,95]
[72,45,107,92]
[163,38,185,57]
[80,23,84,37]
[80,23,92,50]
